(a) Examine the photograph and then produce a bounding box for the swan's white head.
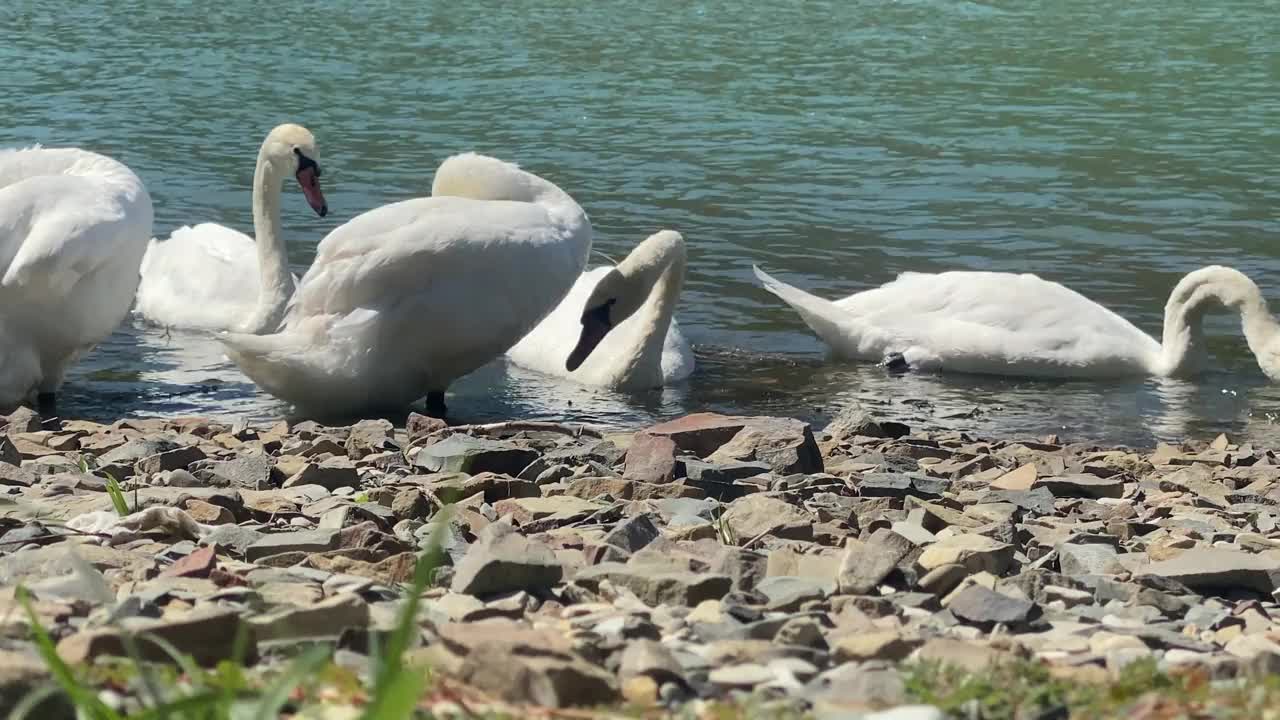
[260,123,327,217]
[567,230,686,371]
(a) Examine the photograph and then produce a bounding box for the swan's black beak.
[567,301,614,371]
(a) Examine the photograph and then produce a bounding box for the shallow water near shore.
[5,0,1280,447]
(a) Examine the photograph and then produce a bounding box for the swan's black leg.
[881,352,910,374]
[425,391,448,419]
[35,392,56,417]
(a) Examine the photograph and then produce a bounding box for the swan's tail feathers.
[752,265,862,356]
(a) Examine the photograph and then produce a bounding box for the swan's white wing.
[0,148,152,405]
[758,266,1162,377]
[659,318,695,382]
[223,195,588,407]
[288,196,579,322]
[0,175,140,295]
[134,223,262,330]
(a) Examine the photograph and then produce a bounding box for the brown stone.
[161,545,217,579]
[624,433,681,484]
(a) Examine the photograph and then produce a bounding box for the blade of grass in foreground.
[16,586,122,720]
[361,510,449,720]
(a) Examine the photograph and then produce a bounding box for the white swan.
[754,264,1280,380]
[0,145,153,411]
[219,152,592,417]
[133,124,327,333]
[506,229,694,388]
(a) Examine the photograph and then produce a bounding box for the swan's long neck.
[1158,266,1280,378]
[613,235,687,384]
[242,151,294,334]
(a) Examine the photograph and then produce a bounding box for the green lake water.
[3,0,1279,445]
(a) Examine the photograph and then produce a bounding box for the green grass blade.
[359,665,426,720]
[6,684,64,720]
[251,645,330,720]
[135,634,207,691]
[104,476,130,517]
[16,586,122,720]
[130,690,226,720]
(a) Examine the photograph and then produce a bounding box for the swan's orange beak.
[296,165,328,217]
[567,303,613,371]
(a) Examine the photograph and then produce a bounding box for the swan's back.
[223,180,592,413]
[135,223,262,330]
[0,145,153,406]
[760,267,1163,377]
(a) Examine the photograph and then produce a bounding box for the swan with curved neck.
[134,123,327,333]
[0,144,153,411]
[754,264,1280,379]
[219,152,592,417]
[506,229,694,388]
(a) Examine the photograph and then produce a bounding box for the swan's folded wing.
[286,196,579,322]
[0,177,139,294]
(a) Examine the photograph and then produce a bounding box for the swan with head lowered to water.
[219,152,592,417]
[133,123,328,333]
[505,229,694,388]
[0,144,153,411]
[754,264,1280,380]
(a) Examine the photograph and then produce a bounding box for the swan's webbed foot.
[425,391,448,419]
[880,352,910,374]
[35,392,56,417]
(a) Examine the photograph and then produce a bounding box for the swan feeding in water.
[219,152,592,417]
[754,264,1280,380]
[506,229,694,388]
[134,123,327,333]
[0,144,153,411]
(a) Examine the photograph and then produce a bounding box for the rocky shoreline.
[4,405,1280,718]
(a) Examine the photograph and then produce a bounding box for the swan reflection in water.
[59,321,1280,452]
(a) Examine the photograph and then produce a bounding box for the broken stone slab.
[244,529,341,562]
[990,463,1037,491]
[450,521,562,596]
[1057,542,1123,576]
[708,417,823,474]
[721,494,813,542]
[684,458,772,486]
[492,496,605,526]
[980,487,1056,516]
[837,535,911,594]
[281,459,360,491]
[946,584,1038,627]
[0,436,19,466]
[413,435,539,476]
[822,407,911,442]
[623,433,682,484]
[0,460,35,487]
[917,534,1015,575]
[454,637,617,708]
[1034,473,1125,499]
[756,576,834,612]
[640,413,754,457]
[203,525,266,556]
[1140,548,1280,595]
[57,609,257,666]
[603,513,660,554]
[135,445,207,476]
[251,593,369,642]
[573,562,732,606]
[858,473,945,499]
